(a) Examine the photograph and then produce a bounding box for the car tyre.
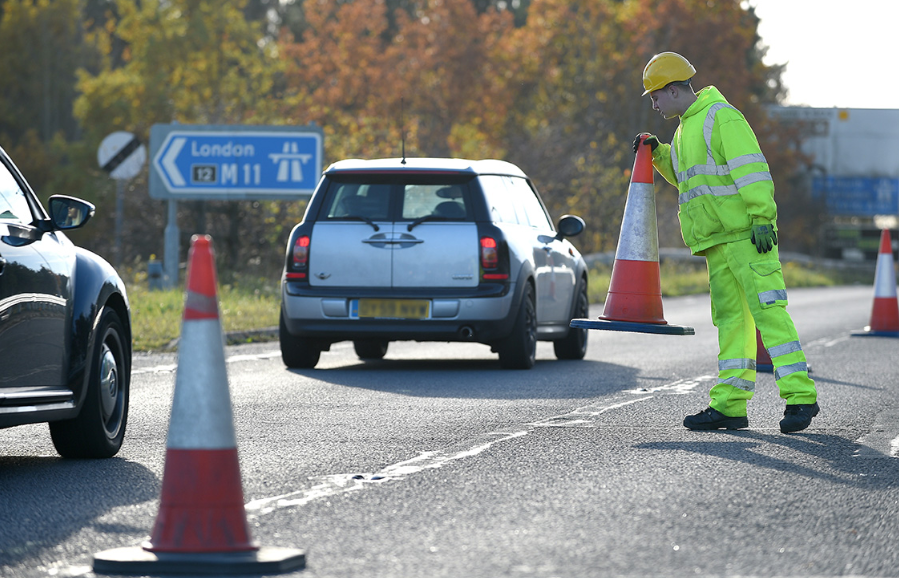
[280,312,321,369]
[50,308,129,459]
[354,339,389,360]
[554,279,588,360]
[497,283,537,369]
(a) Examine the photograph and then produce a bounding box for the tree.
[278,0,514,162]
[278,0,400,161]
[0,0,808,284]
[73,0,288,276]
[0,0,91,144]
[388,0,514,158]
[496,0,789,253]
[75,0,281,142]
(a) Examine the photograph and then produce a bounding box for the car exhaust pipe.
[459,326,475,340]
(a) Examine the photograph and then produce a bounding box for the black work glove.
[750,223,778,253]
[632,133,660,153]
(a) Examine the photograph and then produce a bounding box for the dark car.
[0,145,131,458]
[280,157,588,369]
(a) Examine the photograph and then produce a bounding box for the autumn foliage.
[0,0,801,278]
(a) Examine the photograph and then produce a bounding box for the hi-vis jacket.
[651,86,777,255]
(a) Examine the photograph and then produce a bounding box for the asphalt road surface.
[2,285,899,578]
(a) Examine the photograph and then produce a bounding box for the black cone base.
[570,318,694,336]
[93,546,306,575]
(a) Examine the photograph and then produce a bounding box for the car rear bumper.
[281,281,519,343]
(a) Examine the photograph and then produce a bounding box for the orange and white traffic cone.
[571,136,693,335]
[93,235,305,575]
[756,328,811,374]
[852,228,899,337]
[755,328,773,373]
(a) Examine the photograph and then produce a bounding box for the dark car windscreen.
[319,173,475,222]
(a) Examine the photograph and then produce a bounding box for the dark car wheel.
[554,279,589,360]
[50,308,129,459]
[280,312,321,369]
[354,339,388,360]
[497,283,537,370]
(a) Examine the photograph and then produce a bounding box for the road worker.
[633,51,819,433]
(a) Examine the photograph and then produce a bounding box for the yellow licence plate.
[357,299,430,319]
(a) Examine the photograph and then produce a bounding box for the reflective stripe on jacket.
[651,86,778,254]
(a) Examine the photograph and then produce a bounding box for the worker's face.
[649,86,678,120]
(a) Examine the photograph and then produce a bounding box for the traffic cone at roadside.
[755,328,812,374]
[852,228,899,337]
[571,135,694,335]
[755,328,773,373]
[93,235,305,575]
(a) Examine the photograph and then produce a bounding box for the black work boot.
[683,407,748,430]
[780,402,819,434]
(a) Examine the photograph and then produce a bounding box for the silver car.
[280,157,588,369]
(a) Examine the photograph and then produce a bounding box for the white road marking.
[245,375,713,518]
[246,431,528,516]
[624,374,716,395]
[132,350,280,375]
[806,335,850,348]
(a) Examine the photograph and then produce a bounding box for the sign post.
[149,124,323,287]
[98,131,147,268]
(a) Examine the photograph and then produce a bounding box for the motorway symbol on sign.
[98,131,146,181]
[149,124,323,200]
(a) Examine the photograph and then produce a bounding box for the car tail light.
[289,235,310,279]
[480,236,507,280]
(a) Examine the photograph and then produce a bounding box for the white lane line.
[246,375,713,518]
[131,364,178,375]
[529,397,653,428]
[806,335,851,348]
[245,431,528,516]
[132,350,280,375]
[624,374,716,395]
[855,407,899,459]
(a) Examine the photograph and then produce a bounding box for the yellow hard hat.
[642,52,696,95]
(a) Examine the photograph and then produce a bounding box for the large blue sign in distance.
[149,124,323,200]
[811,176,899,216]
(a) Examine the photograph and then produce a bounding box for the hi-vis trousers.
[704,240,817,417]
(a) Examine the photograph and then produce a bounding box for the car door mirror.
[556,214,585,238]
[48,196,95,230]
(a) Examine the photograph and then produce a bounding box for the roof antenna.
[400,98,407,165]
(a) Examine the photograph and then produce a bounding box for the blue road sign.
[812,176,899,216]
[149,124,323,200]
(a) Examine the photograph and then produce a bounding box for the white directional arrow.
[162,137,186,186]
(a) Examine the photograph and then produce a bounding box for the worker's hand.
[750,223,778,253]
[632,133,659,153]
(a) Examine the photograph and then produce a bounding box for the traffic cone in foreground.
[852,228,899,337]
[571,136,694,335]
[94,235,305,575]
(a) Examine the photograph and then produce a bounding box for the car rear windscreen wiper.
[407,215,447,231]
[343,215,380,231]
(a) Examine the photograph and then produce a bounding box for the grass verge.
[128,279,280,352]
[587,258,869,304]
[128,259,871,352]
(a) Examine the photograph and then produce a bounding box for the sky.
[748,0,898,110]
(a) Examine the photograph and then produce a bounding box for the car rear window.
[319,174,474,222]
[323,182,392,220]
[401,184,467,220]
